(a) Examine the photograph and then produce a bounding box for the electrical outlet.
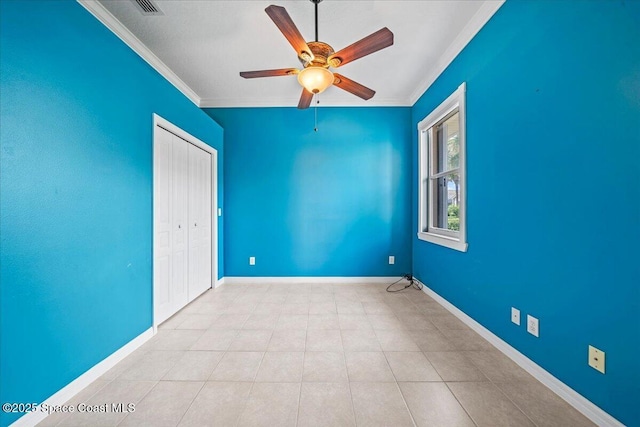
[388,256,395,265]
[218,208,222,217]
[527,315,539,337]
[588,345,605,374]
[249,256,255,265]
[511,307,520,325]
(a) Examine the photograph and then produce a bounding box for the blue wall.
[0,2,223,425]
[411,1,639,425]
[206,107,412,277]
[2,0,638,425]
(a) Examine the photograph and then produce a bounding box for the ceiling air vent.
[130,0,163,16]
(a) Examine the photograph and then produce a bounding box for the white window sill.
[417,232,468,252]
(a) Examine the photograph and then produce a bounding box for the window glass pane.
[432,173,460,231]
[422,178,429,232]
[435,111,460,173]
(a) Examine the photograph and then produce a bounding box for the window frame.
[417,82,468,252]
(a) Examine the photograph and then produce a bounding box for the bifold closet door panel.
[155,123,215,323]
[187,143,198,301]
[201,149,212,294]
[171,135,189,310]
[153,127,173,324]
[188,143,212,300]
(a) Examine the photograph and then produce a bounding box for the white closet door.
[188,143,212,299]
[171,135,189,309]
[153,127,173,323]
[200,148,212,294]
[154,119,215,326]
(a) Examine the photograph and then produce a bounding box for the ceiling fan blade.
[298,88,313,109]
[265,5,313,61]
[333,73,375,100]
[328,28,394,67]
[240,68,299,78]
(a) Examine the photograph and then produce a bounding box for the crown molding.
[199,96,409,108]
[78,0,502,109]
[407,0,505,106]
[77,0,201,106]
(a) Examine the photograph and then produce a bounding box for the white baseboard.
[10,327,155,427]
[417,279,623,427]
[222,276,400,285]
[214,277,225,288]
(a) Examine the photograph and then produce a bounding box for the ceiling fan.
[240,0,394,109]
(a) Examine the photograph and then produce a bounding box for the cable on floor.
[386,273,423,292]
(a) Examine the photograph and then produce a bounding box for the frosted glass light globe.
[297,67,334,94]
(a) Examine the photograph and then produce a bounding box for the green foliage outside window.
[448,204,460,231]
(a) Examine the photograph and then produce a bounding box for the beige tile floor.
[37,282,594,427]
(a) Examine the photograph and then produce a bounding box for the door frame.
[152,113,218,331]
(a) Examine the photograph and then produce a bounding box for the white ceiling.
[83,0,503,107]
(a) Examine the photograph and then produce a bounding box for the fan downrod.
[310,0,323,42]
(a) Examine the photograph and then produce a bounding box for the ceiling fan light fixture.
[297,66,334,94]
[240,1,393,108]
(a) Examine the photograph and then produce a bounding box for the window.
[418,82,467,252]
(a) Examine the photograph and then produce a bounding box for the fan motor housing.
[301,41,335,68]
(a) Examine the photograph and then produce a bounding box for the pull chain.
[314,94,319,132]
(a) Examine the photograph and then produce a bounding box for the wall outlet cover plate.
[511,307,520,325]
[527,314,539,337]
[588,345,605,374]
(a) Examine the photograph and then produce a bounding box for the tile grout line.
[233,287,263,427]
[494,385,541,427]
[294,357,304,426]
[48,377,115,427]
[414,301,485,427]
[169,290,244,426]
[287,283,308,427]
[295,349,309,427]
[114,379,160,427]
[453,330,542,427]
[469,362,541,427]
[380,344,418,427]
[172,381,206,427]
[76,283,550,427]
[340,313,360,427]
[415,285,536,427]
[442,381,480,427]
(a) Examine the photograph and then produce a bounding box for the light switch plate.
[527,315,539,337]
[588,345,605,374]
[511,307,520,325]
